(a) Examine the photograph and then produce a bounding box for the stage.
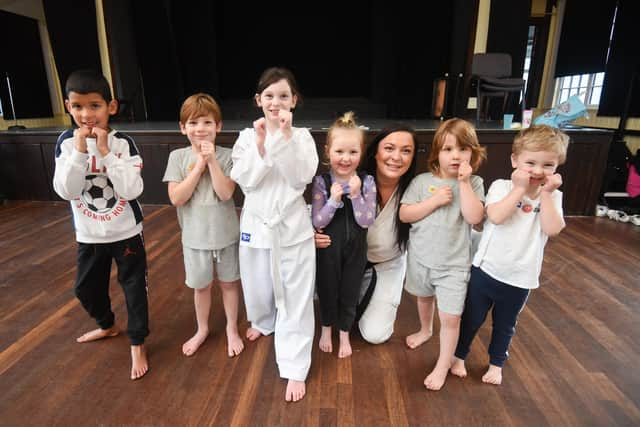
[2,117,551,133]
[0,121,612,215]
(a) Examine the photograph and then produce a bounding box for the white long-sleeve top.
[231,126,318,248]
[53,129,144,243]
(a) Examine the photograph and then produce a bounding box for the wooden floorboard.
[0,201,638,426]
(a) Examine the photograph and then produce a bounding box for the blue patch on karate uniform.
[241,232,251,242]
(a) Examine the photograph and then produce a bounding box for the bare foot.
[424,365,449,391]
[319,326,332,353]
[285,379,306,402]
[482,365,502,385]
[182,331,209,356]
[131,345,148,380]
[405,329,432,349]
[245,327,263,342]
[226,326,244,357]
[76,327,119,343]
[450,357,467,378]
[338,330,352,358]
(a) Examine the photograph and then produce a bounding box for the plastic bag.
[533,95,588,128]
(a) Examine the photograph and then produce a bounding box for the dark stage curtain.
[598,1,640,117]
[110,0,221,121]
[486,0,531,116]
[0,11,52,119]
[214,1,371,100]
[42,0,101,97]
[487,0,531,78]
[171,0,219,97]
[376,1,454,118]
[448,0,479,117]
[102,0,145,121]
[129,0,183,121]
[555,0,616,78]
[114,0,463,120]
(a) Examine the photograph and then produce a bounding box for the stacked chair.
[471,53,526,122]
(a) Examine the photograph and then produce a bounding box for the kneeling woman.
[315,124,418,344]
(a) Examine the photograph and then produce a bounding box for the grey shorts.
[183,242,240,289]
[404,261,469,315]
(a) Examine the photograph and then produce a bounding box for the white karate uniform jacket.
[231,126,318,247]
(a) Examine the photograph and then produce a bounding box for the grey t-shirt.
[163,146,239,250]
[401,172,485,270]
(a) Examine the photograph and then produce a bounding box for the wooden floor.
[1,201,639,426]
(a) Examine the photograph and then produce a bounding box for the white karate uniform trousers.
[358,253,407,344]
[239,237,315,381]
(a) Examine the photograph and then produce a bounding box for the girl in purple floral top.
[311,112,377,358]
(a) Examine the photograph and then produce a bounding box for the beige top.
[163,146,239,250]
[367,188,402,263]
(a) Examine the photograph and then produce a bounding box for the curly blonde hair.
[513,125,569,165]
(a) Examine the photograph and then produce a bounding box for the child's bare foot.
[285,379,306,402]
[131,345,148,380]
[226,326,244,357]
[405,329,432,349]
[245,327,263,341]
[482,365,502,385]
[182,331,209,356]
[76,327,119,343]
[319,326,332,353]
[450,357,467,378]
[424,365,449,391]
[338,330,352,358]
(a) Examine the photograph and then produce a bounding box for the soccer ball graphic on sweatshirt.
[82,175,118,213]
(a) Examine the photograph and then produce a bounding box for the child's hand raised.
[194,151,208,173]
[457,160,472,182]
[254,117,267,143]
[201,140,216,161]
[541,173,562,192]
[278,110,293,140]
[73,127,91,153]
[432,186,453,207]
[349,174,362,198]
[92,127,109,157]
[512,168,530,189]
[330,182,343,203]
[254,118,267,156]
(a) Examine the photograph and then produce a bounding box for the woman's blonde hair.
[427,118,487,174]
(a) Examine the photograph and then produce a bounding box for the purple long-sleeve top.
[311,173,377,229]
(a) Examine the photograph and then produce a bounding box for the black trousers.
[316,211,367,332]
[75,233,149,345]
[454,266,529,367]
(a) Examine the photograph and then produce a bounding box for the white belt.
[244,204,290,317]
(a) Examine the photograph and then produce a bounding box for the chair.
[471,53,526,122]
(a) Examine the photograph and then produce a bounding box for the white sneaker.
[631,215,640,226]
[595,205,608,217]
[607,210,630,222]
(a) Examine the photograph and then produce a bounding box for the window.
[553,72,605,106]
[521,25,535,101]
[552,2,616,108]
